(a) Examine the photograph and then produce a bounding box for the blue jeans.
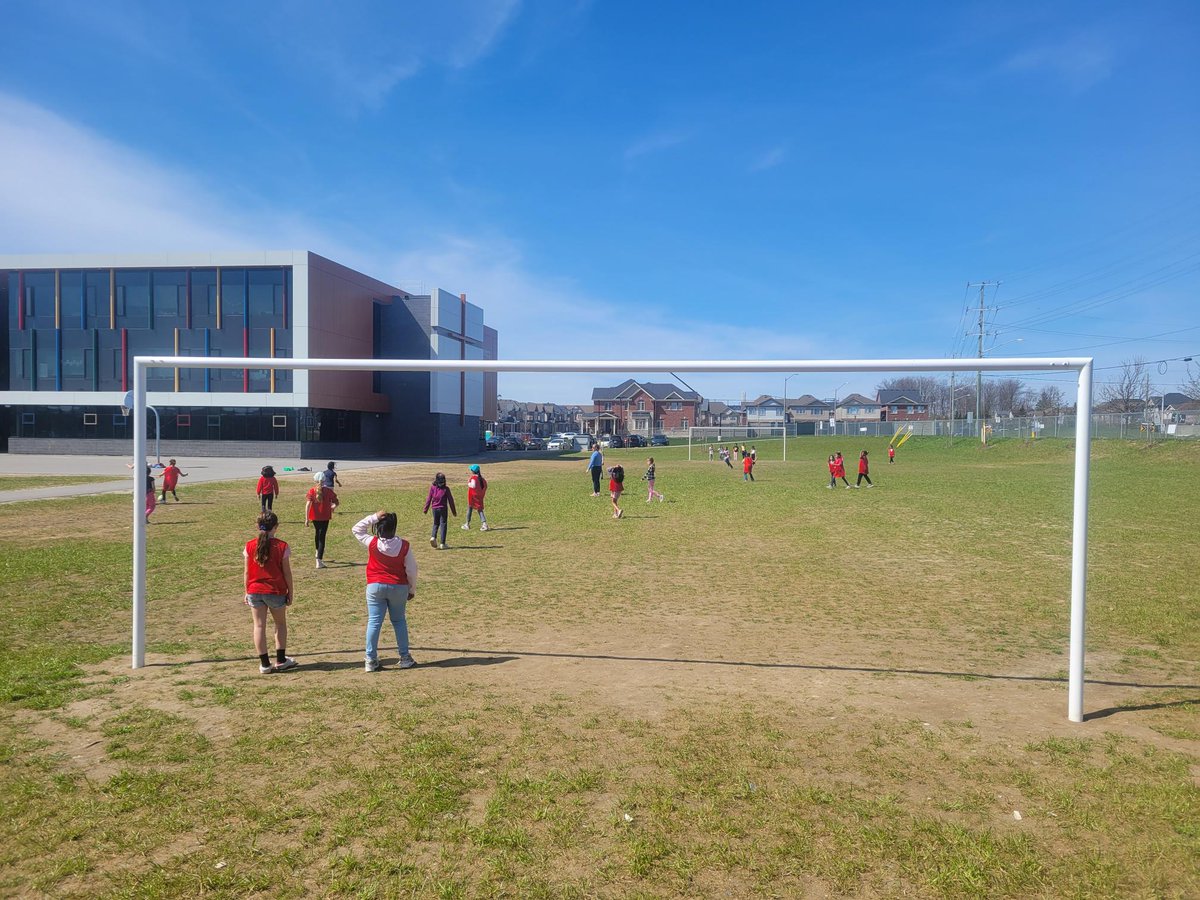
[365,582,410,663]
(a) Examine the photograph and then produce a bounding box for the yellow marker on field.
[892,425,915,450]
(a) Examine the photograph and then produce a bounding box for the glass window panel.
[60,272,84,328]
[115,271,150,328]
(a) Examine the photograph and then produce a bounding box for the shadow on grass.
[1084,698,1200,721]
[415,645,1200,692]
[441,545,503,551]
[279,656,516,672]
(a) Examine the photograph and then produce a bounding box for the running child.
[743,452,755,482]
[827,454,837,489]
[423,472,457,549]
[256,465,279,512]
[352,510,418,672]
[720,446,734,468]
[305,473,339,568]
[157,458,188,502]
[642,457,664,503]
[243,511,297,674]
[321,461,342,489]
[609,463,625,518]
[856,450,874,488]
[888,446,896,464]
[461,464,489,531]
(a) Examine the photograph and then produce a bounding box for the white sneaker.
[364,659,381,673]
[274,657,297,672]
[480,524,489,531]
[439,543,447,550]
[315,559,324,569]
[461,523,470,530]
[398,654,416,669]
[430,536,437,548]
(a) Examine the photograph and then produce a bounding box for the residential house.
[837,393,881,422]
[494,400,575,436]
[744,395,785,426]
[587,379,702,435]
[1152,393,1199,426]
[697,400,742,427]
[877,390,930,421]
[785,394,833,423]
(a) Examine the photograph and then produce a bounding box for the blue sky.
[2,1,1198,403]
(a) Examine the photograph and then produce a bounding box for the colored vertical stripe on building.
[109,269,116,329]
[243,270,250,392]
[204,328,211,392]
[270,327,276,393]
[174,328,180,392]
[215,267,222,329]
[55,329,62,390]
[17,272,25,330]
[185,269,192,329]
[121,329,128,393]
[281,268,289,328]
[54,270,61,329]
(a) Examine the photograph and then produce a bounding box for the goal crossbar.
[129,355,1095,722]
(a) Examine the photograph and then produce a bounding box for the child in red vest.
[256,465,279,512]
[743,453,755,482]
[833,452,851,488]
[157,458,188,502]
[243,511,297,674]
[305,473,339,568]
[462,464,489,531]
[609,464,625,518]
[353,510,418,672]
[888,446,895,464]
[856,450,874,488]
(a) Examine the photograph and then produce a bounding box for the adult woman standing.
[587,443,604,496]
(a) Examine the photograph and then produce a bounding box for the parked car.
[608,434,627,449]
[625,434,647,448]
[650,434,670,446]
[576,434,596,450]
[523,436,546,451]
[498,436,524,451]
[545,436,574,450]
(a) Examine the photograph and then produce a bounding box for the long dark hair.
[376,512,397,539]
[254,511,279,564]
[433,472,447,488]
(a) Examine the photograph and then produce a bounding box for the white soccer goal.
[687,426,786,460]
[129,355,1095,722]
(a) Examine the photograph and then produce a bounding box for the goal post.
[687,425,786,460]
[130,355,1095,723]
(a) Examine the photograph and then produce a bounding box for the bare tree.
[990,378,1030,416]
[1182,361,1200,401]
[1035,385,1065,414]
[1100,357,1151,413]
[876,376,945,413]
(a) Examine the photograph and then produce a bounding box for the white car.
[546,437,575,451]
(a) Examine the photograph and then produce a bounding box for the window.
[603,402,612,411]
[669,401,681,411]
[682,418,688,429]
[84,413,98,426]
[273,415,287,428]
[637,400,645,411]
[176,414,191,427]
[906,405,914,413]
[891,406,899,414]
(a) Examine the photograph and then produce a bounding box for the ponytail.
[255,511,278,564]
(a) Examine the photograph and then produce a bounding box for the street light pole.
[783,373,800,462]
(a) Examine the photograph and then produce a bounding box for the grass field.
[1,437,1197,897]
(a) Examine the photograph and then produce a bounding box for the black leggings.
[590,466,602,493]
[260,493,274,512]
[312,519,329,559]
[857,473,872,485]
[431,508,448,544]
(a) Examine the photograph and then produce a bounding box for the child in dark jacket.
[423,472,457,549]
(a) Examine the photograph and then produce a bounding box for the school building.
[0,251,498,458]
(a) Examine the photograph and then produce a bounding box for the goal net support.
[128,356,1095,722]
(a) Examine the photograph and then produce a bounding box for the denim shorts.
[245,593,288,609]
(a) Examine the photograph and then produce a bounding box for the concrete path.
[0,454,411,505]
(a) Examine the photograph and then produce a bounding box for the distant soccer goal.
[687,425,786,460]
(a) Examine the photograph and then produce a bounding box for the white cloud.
[623,129,693,162]
[1001,31,1115,92]
[0,91,836,403]
[749,145,787,173]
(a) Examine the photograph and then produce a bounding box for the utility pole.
[967,281,1000,441]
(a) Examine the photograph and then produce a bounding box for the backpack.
[611,465,624,485]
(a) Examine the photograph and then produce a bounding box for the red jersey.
[366,537,410,585]
[256,475,279,497]
[305,486,338,521]
[833,458,846,478]
[887,447,895,459]
[467,474,487,510]
[162,465,182,489]
[743,456,753,473]
[827,459,836,475]
[244,538,289,595]
[858,456,869,475]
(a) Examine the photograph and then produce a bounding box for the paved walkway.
[0,454,410,505]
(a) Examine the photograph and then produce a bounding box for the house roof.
[592,378,701,402]
[747,395,782,408]
[878,390,926,405]
[839,392,877,406]
[786,394,831,408]
[1153,392,1195,408]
